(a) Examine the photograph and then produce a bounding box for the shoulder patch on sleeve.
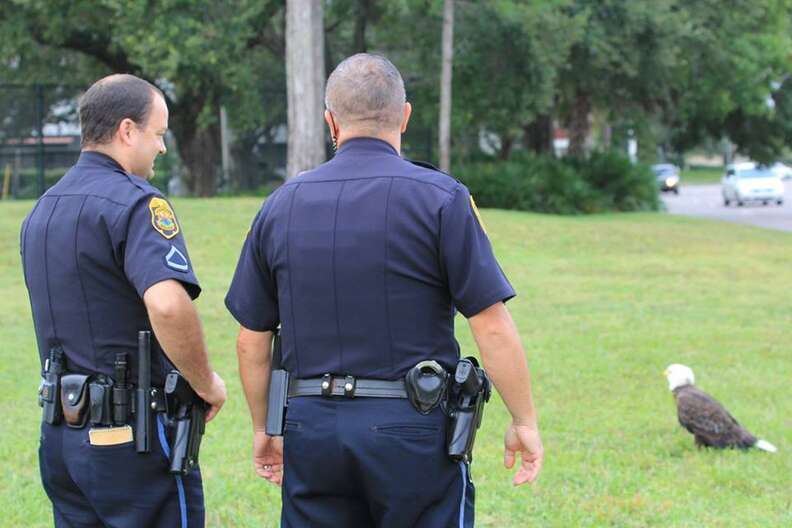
[470,195,488,235]
[149,197,180,239]
[165,245,189,272]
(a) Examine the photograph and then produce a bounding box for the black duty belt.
[288,374,407,399]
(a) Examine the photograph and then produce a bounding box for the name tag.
[88,425,133,446]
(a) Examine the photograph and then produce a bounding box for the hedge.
[454,152,660,215]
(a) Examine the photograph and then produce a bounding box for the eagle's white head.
[664,363,695,391]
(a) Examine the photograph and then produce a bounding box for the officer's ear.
[324,110,339,140]
[400,102,412,134]
[117,117,139,147]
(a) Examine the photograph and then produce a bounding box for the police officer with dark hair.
[227,53,543,527]
[21,73,227,527]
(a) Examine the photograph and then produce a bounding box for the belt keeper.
[343,376,356,398]
[320,374,332,397]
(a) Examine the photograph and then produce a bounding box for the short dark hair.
[79,74,163,147]
[325,53,406,131]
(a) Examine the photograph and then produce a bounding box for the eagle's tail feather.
[754,439,778,453]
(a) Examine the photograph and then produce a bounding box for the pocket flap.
[61,374,90,427]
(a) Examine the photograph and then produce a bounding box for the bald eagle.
[664,364,777,452]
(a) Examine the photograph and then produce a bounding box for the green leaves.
[3,0,792,183]
[1,0,284,129]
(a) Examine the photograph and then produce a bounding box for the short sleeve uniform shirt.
[21,151,200,385]
[225,138,514,380]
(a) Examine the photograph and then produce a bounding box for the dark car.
[652,163,680,194]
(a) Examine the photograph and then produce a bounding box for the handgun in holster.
[164,370,207,475]
[446,357,491,463]
[265,331,289,436]
[39,346,65,424]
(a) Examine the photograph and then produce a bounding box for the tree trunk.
[169,95,221,197]
[523,114,553,155]
[601,123,612,150]
[171,122,221,197]
[567,90,590,158]
[438,0,454,172]
[286,0,326,179]
[353,0,370,53]
[231,131,264,191]
[498,136,514,160]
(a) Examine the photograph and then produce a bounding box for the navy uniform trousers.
[282,397,475,528]
[39,414,203,527]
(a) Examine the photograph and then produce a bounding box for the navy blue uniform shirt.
[225,138,514,380]
[20,151,200,386]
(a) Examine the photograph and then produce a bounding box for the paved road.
[661,181,792,232]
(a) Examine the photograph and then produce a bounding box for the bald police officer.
[226,54,543,527]
[21,74,226,527]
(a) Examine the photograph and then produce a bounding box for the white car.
[722,163,784,206]
[770,162,792,180]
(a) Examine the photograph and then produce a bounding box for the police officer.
[226,54,543,527]
[21,74,227,527]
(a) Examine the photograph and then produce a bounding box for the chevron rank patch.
[149,197,180,239]
[165,245,189,272]
[469,195,488,235]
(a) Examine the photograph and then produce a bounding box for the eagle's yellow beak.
[662,369,669,377]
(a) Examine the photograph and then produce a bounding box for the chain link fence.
[0,84,84,199]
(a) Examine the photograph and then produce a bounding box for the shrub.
[9,168,66,199]
[454,152,659,215]
[567,151,660,212]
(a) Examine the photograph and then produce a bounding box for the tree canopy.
[1,0,285,195]
[2,0,791,195]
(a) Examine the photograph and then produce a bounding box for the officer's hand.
[503,423,544,486]
[196,371,227,422]
[253,431,284,486]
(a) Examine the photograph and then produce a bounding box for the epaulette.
[407,159,449,176]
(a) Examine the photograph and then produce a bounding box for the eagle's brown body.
[672,384,757,449]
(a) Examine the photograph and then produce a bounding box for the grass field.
[2,198,791,527]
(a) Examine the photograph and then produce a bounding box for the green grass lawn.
[681,166,724,185]
[2,198,791,527]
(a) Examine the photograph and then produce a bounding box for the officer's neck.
[82,145,134,175]
[337,131,401,155]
